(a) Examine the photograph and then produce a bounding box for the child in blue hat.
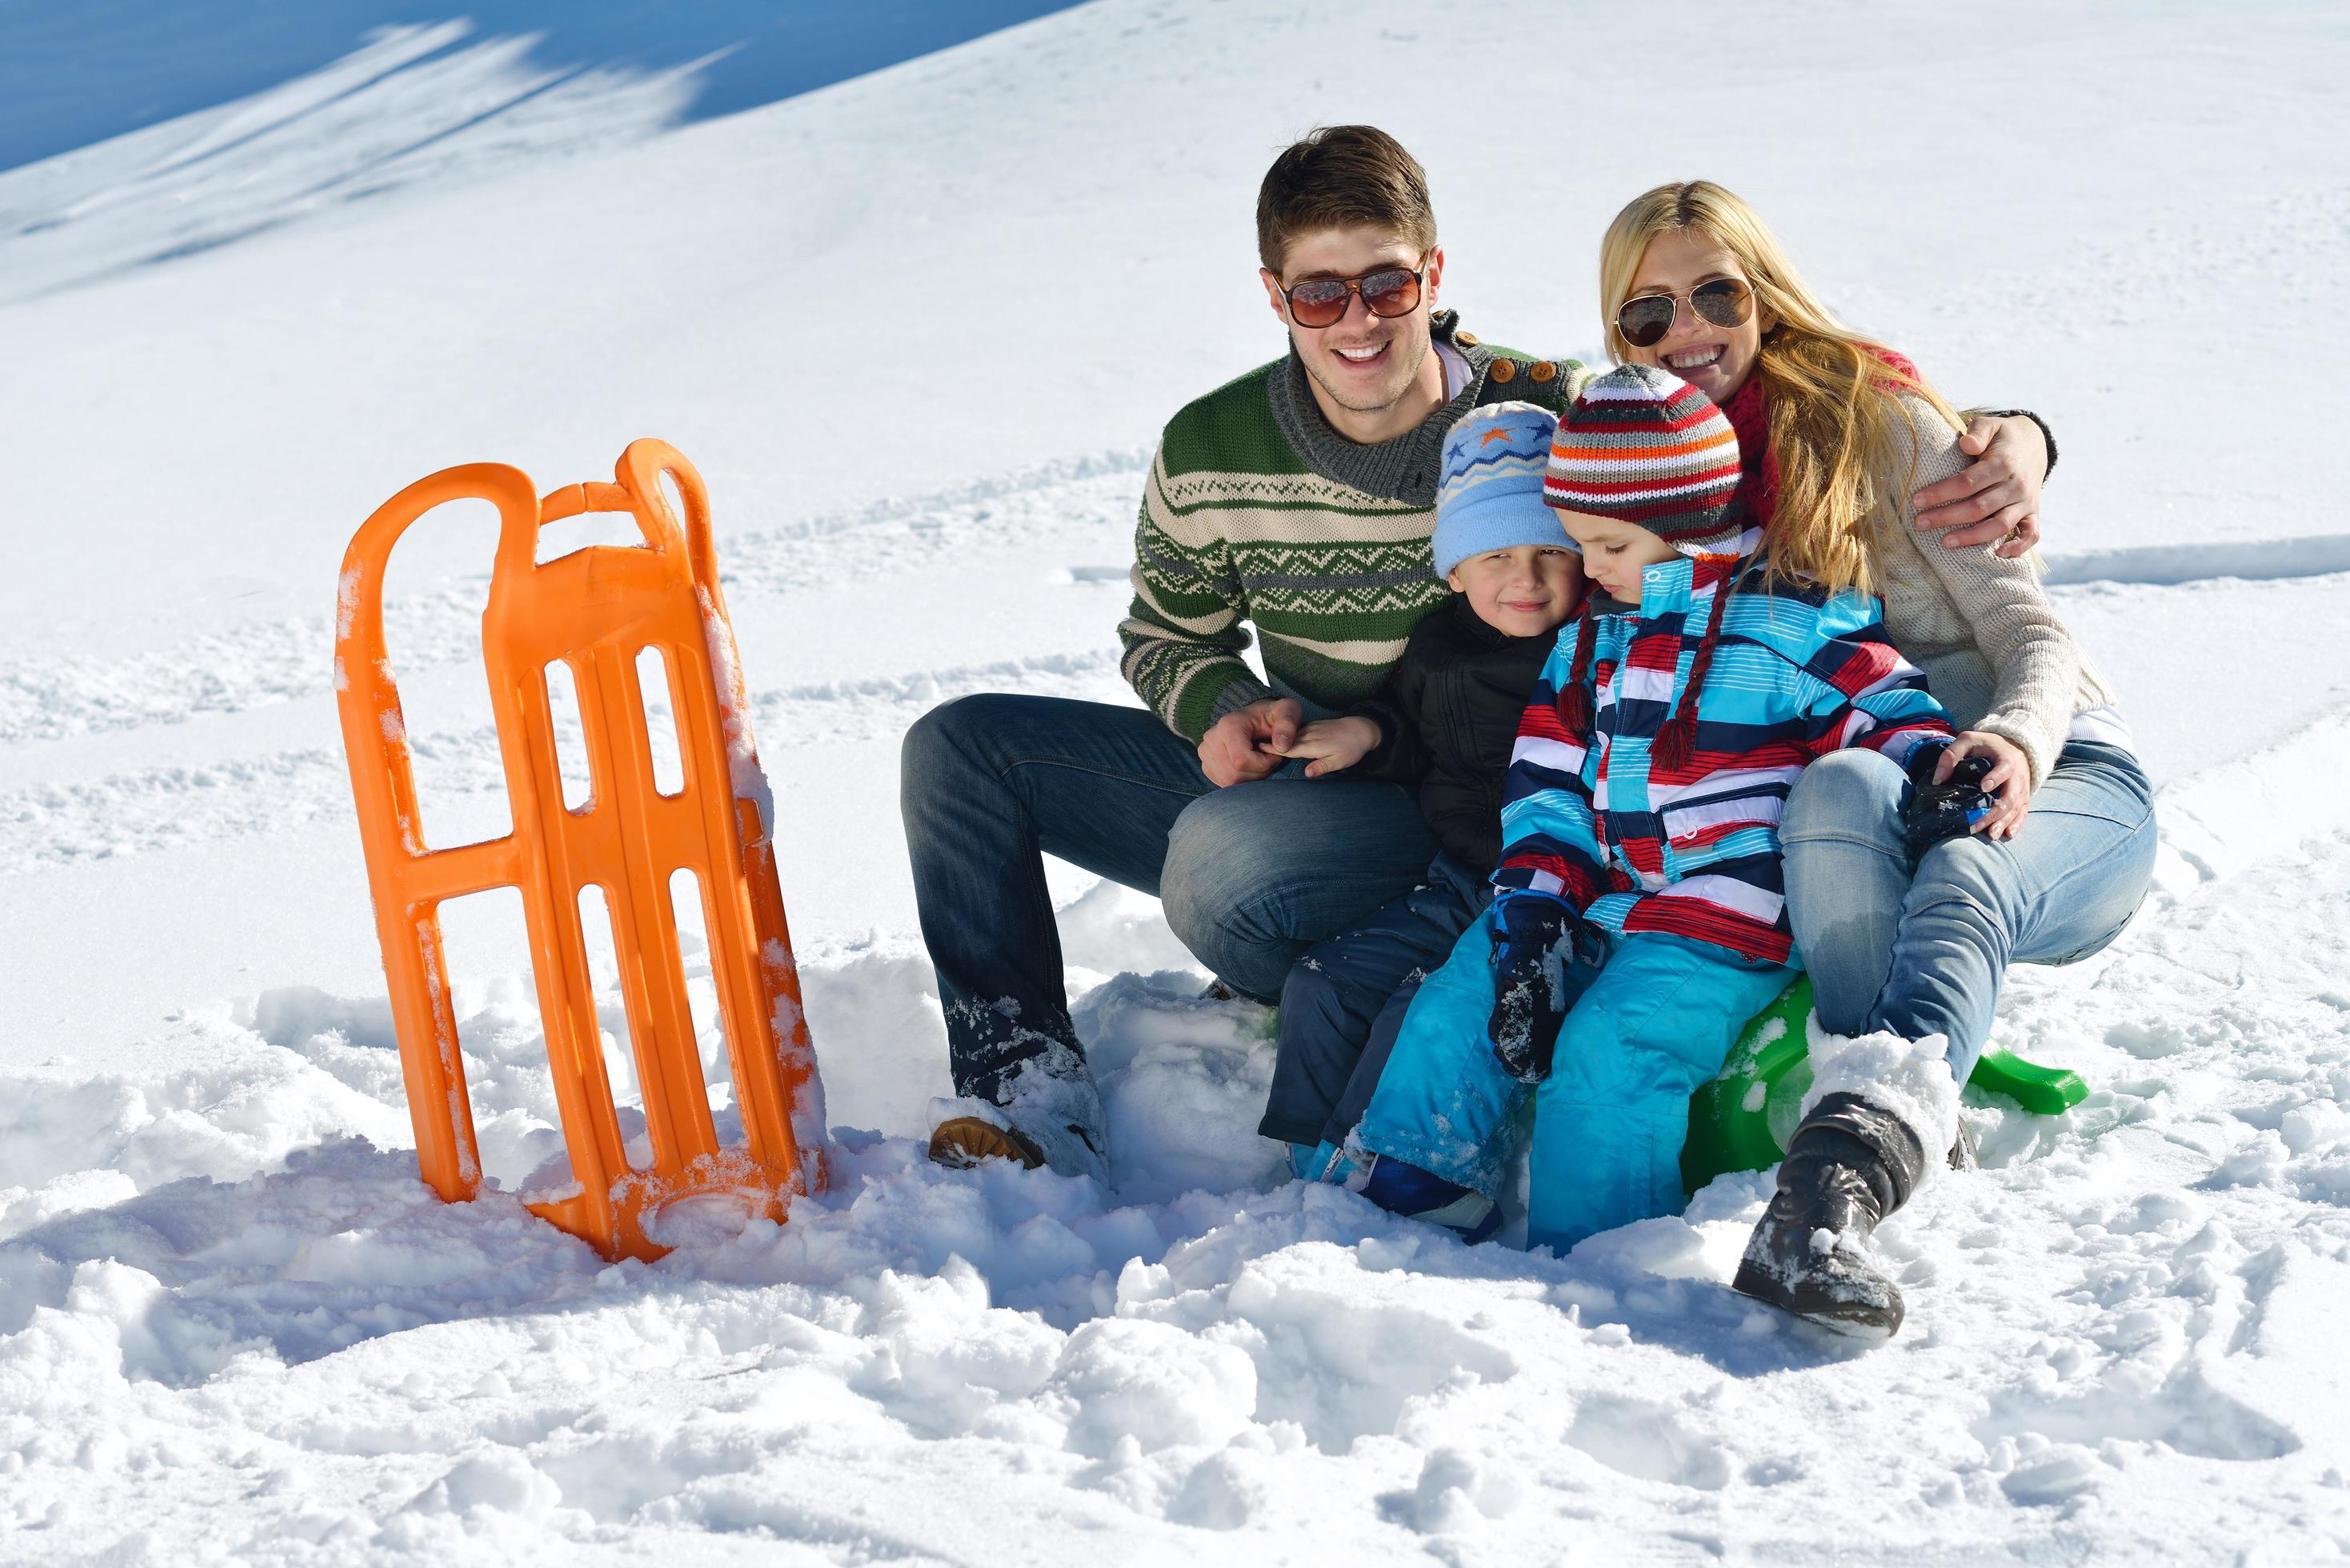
[1258,400,1584,1185]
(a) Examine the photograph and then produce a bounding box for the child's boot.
[1351,1154,1502,1243]
[1731,1091,1927,1338]
[1733,1029,1960,1338]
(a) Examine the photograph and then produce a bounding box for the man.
[900,126,2051,1180]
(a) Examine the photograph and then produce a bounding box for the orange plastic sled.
[335,438,827,1262]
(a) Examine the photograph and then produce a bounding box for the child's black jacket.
[1351,594,1555,876]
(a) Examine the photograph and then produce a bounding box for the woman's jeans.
[1780,740,2157,1086]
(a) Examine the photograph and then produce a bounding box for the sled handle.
[335,462,542,1201]
[618,438,723,604]
[494,440,712,590]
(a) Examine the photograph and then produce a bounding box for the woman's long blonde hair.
[1599,181,1964,596]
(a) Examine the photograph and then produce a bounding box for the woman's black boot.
[1731,1093,1929,1339]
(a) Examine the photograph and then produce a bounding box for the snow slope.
[5,0,2350,1561]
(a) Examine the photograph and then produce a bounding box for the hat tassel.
[1651,565,1735,775]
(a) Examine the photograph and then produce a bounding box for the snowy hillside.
[4,1,2350,1561]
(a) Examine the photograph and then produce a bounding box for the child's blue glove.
[1487,893,1600,1083]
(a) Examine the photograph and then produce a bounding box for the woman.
[1596,182,2156,1337]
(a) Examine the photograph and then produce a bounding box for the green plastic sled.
[1680,974,2088,1196]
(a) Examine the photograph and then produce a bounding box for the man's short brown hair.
[1255,125,1437,275]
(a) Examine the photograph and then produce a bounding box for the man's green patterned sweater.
[1120,313,1589,742]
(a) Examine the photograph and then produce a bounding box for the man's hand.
[1912,414,2048,558]
[1276,716,1380,778]
[1197,697,1303,787]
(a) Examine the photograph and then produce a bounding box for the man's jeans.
[900,694,1434,1104]
[1781,741,2156,1086]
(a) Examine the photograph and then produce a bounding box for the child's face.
[1556,512,1679,602]
[1445,544,1583,638]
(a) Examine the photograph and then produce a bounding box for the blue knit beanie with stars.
[1431,401,1569,579]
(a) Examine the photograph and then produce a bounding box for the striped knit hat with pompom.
[1544,362,1752,558]
[1544,363,1755,772]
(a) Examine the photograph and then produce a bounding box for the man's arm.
[1117,444,1275,742]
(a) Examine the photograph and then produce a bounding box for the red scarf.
[1722,347,1918,535]
[1721,372,1779,532]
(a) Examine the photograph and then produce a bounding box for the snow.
[5,0,2350,1560]
[1800,1030,1962,1174]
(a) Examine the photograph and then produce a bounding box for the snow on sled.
[1682,974,2088,1195]
[334,438,828,1262]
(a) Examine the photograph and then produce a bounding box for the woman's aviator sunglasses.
[1278,259,1427,329]
[1615,278,1755,349]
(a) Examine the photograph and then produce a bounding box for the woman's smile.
[1620,228,1772,405]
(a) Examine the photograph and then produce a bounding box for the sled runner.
[335,438,827,1262]
[1682,975,2088,1195]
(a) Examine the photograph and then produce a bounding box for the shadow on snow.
[0,0,1082,176]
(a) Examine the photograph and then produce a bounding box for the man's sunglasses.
[1614,278,1755,349]
[1277,261,1427,329]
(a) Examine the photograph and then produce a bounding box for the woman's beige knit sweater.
[1870,394,2116,786]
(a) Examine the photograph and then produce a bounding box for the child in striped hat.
[1345,364,1960,1252]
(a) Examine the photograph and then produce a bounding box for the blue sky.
[0,0,1082,173]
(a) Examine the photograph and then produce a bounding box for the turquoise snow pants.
[1354,918,1794,1253]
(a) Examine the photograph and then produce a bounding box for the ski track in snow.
[2040,536,2350,588]
[0,453,1144,749]
[0,650,1123,876]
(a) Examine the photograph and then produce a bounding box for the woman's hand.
[1277,716,1382,778]
[1912,414,2047,558]
[1937,730,2032,838]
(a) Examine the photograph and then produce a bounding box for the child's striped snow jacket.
[1493,552,1952,964]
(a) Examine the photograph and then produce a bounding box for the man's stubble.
[1297,331,1434,421]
